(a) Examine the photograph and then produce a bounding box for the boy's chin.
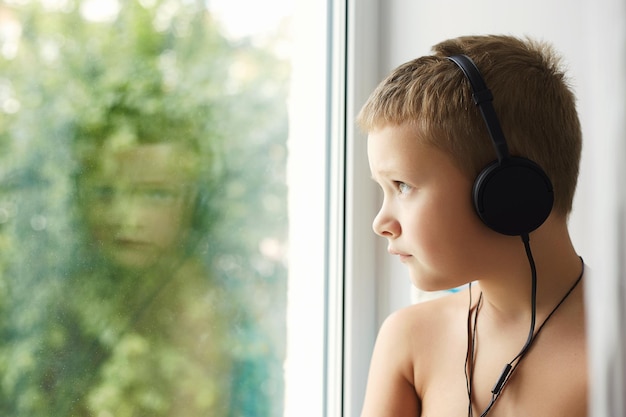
[409,271,464,294]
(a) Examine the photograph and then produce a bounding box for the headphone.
[447,54,554,236]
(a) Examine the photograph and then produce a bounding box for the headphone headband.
[447,55,509,163]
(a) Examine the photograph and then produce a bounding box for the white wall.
[347,0,626,415]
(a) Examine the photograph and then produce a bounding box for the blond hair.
[357,35,582,215]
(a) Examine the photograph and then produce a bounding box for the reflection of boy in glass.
[38,105,269,417]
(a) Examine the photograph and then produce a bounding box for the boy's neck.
[476,215,583,323]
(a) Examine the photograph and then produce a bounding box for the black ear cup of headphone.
[473,156,554,236]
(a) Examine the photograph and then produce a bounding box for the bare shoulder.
[360,289,471,417]
[384,289,468,348]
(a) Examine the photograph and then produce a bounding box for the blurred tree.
[0,0,289,416]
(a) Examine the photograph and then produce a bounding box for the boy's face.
[80,143,197,272]
[368,124,497,291]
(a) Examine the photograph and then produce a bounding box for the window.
[6,2,623,416]
[0,1,332,416]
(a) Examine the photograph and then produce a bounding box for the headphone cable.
[466,235,584,417]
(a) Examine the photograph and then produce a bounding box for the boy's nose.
[106,195,143,231]
[372,208,400,239]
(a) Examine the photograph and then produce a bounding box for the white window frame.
[322,1,384,416]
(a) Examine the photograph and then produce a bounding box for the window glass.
[0,1,328,416]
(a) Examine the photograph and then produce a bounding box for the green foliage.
[0,1,289,415]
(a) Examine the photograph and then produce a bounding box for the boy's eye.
[395,181,412,194]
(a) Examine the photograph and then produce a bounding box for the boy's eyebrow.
[371,168,404,179]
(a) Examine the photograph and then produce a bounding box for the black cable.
[465,234,585,417]
[512,233,538,363]
[465,282,474,417]
[465,284,483,417]
[479,256,584,417]
[478,235,538,414]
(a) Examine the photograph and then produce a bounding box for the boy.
[358,35,586,416]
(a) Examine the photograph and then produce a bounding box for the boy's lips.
[112,236,151,248]
[388,247,412,260]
